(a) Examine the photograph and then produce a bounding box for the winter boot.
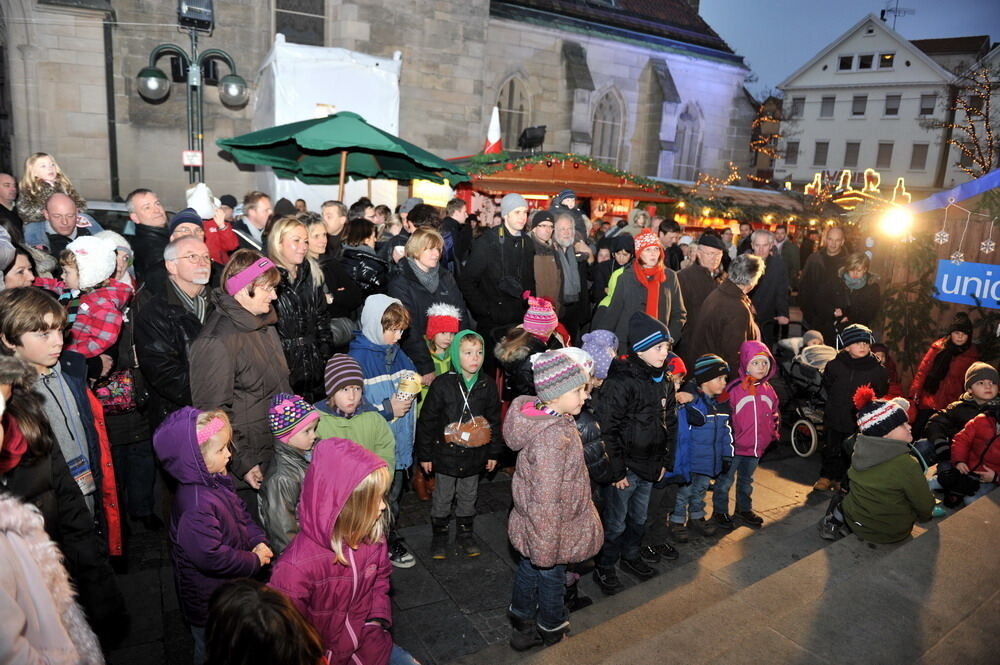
[430,517,450,559]
[456,516,481,557]
[564,580,593,612]
[538,621,570,646]
[507,608,542,651]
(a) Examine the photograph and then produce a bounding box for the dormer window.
[858,54,874,70]
[838,55,854,70]
[879,53,895,68]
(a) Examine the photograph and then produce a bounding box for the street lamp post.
[135,3,248,184]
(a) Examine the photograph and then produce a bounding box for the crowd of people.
[0,151,996,664]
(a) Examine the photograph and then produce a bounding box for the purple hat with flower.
[268,393,319,442]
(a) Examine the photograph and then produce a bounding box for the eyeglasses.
[170,254,211,264]
[257,284,277,294]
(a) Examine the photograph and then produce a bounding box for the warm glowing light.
[702,207,712,216]
[878,206,914,238]
[763,214,774,223]
[676,201,686,209]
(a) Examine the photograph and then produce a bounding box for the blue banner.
[934,260,1000,308]
[908,168,1000,213]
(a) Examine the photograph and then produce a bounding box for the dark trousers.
[560,299,588,344]
[111,440,156,518]
[642,482,678,547]
[820,428,852,481]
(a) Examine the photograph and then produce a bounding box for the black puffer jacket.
[388,259,470,375]
[134,283,211,427]
[273,261,332,403]
[494,331,553,401]
[131,224,171,285]
[459,225,535,332]
[597,354,677,483]
[575,406,613,485]
[317,254,364,320]
[341,245,390,299]
[821,350,889,432]
[925,394,994,462]
[415,372,503,477]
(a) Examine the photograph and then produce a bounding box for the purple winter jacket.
[152,407,267,626]
[269,437,393,665]
[725,341,780,458]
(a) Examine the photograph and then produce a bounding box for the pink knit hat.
[522,292,559,339]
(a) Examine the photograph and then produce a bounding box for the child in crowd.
[417,330,502,559]
[927,362,999,471]
[315,353,395,469]
[425,303,463,378]
[260,393,321,556]
[910,312,980,438]
[580,328,617,409]
[348,293,419,568]
[669,355,733,543]
[948,393,1000,506]
[269,438,418,665]
[816,324,888,492]
[495,295,564,400]
[153,407,273,664]
[871,343,904,399]
[503,350,602,650]
[593,312,676,595]
[713,341,779,530]
[205,579,325,665]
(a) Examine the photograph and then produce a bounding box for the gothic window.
[591,92,623,167]
[275,0,326,46]
[497,78,529,145]
[673,104,703,180]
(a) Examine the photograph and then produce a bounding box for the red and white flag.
[483,106,502,154]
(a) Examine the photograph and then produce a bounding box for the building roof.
[911,35,992,57]
[493,0,737,57]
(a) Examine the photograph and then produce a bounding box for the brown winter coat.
[503,395,603,567]
[676,261,722,349]
[682,280,760,379]
[189,288,291,480]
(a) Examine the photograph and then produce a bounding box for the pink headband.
[197,416,226,444]
[226,257,276,296]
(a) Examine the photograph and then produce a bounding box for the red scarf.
[633,261,666,320]
[0,414,28,475]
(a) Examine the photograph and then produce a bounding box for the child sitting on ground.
[926,362,998,470]
[669,354,733,543]
[259,393,321,556]
[713,341,779,530]
[315,353,395,470]
[503,350,602,650]
[948,396,1000,506]
[153,407,273,664]
[417,330,502,559]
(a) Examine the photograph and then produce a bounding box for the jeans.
[111,439,156,517]
[389,643,421,665]
[388,468,405,541]
[430,473,479,520]
[597,470,653,566]
[671,473,712,523]
[509,557,568,630]
[713,455,760,515]
[190,626,205,665]
[642,482,678,546]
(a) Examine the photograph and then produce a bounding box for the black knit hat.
[693,354,729,385]
[949,311,973,336]
[837,323,875,348]
[613,233,634,254]
[628,311,671,352]
[531,210,555,229]
[854,385,910,437]
[697,233,726,252]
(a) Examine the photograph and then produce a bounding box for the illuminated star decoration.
[935,230,950,244]
[950,251,965,265]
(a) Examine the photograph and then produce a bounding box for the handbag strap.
[456,379,474,425]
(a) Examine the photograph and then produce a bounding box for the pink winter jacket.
[725,341,780,458]
[503,395,603,567]
[269,438,393,665]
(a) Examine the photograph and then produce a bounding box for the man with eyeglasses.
[134,236,215,427]
[23,192,103,258]
[746,229,789,348]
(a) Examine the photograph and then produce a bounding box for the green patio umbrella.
[216,111,468,190]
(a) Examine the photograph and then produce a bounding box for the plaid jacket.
[35,277,133,358]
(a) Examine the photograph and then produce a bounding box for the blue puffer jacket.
[676,392,733,479]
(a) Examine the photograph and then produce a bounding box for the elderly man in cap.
[675,232,726,357]
[461,193,536,364]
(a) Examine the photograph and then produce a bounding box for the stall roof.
[654,178,805,212]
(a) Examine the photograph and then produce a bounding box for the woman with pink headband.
[189,249,292,518]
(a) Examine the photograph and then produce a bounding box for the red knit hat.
[425,303,462,339]
[634,229,661,257]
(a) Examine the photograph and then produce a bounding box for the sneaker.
[712,513,736,530]
[813,477,833,492]
[639,545,661,564]
[389,540,416,568]
[689,517,718,537]
[620,557,657,580]
[737,510,764,529]
[817,514,842,541]
[651,542,680,561]
[669,521,689,543]
[592,565,625,595]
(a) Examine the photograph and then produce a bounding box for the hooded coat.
[416,330,503,477]
[503,396,603,567]
[348,294,418,470]
[189,289,291,481]
[841,434,935,544]
[677,392,734,478]
[910,337,981,411]
[725,341,780,458]
[269,438,393,665]
[153,407,267,627]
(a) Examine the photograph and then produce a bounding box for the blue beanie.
[628,311,671,353]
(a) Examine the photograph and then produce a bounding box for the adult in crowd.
[0,171,22,241]
[134,236,213,428]
[379,197,423,262]
[24,192,103,259]
[553,212,592,342]
[831,252,881,331]
[439,197,473,272]
[675,233,725,355]
[139,208,223,296]
[349,199,375,222]
[460,193,535,359]
[127,188,170,283]
[342,218,390,299]
[189,249,291,517]
[388,227,470,382]
[592,233,633,305]
[774,224,800,290]
[746,229,789,348]
[2,244,36,289]
[799,228,820,267]
[593,229,686,352]
[319,200,347,260]
[798,225,847,344]
[549,188,588,237]
[16,153,86,224]
[232,191,272,252]
[682,253,764,376]
[218,194,237,223]
[529,211,560,307]
[909,312,980,438]
[267,216,332,403]
[736,221,753,255]
[658,218,684,271]
[304,213,364,322]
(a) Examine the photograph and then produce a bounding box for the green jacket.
[842,434,935,544]
[315,405,396,471]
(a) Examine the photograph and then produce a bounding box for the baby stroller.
[776,337,838,457]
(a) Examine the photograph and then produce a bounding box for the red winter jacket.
[951,413,1000,475]
[203,220,239,265]
[909,338,980,411]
